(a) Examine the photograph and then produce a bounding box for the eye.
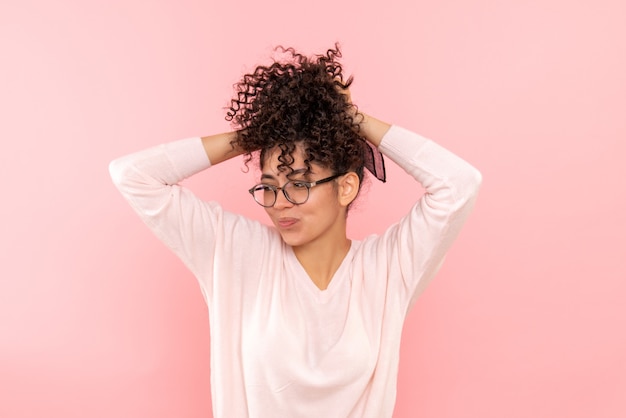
[290,181,309,189]
[253,184,275,192]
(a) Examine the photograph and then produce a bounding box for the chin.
[277,231,307,248]
[279,236,301,247]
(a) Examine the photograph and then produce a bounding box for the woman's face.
[260,144,347,248]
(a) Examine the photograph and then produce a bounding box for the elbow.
[463,167,483,210]
[456,165,483,209]
[108,158,126,189]
[471,167,483,195]
[108,156,138,191]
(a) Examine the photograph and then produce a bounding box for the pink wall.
[1,0,625,417]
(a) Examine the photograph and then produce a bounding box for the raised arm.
[370,125,483,313]
[109,130,249,289]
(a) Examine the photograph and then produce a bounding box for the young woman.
[109,46,482,417]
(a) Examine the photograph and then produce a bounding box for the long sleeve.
[109,137,212,276]
[108,137,271,301]
[374,125,482,313]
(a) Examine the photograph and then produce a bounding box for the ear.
[337,172,360,207]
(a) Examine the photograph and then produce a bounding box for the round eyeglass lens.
[250,185,276,207]
[283,181,310,204]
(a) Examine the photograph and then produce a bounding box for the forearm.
[358,113,392,147]
[201,131,243,165]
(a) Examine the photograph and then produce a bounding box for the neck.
[293,232,351,291]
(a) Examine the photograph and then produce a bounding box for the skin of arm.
[358,113,391,147]
[201,131,243,165]
[340,86,391,147]
[200,113,390,167]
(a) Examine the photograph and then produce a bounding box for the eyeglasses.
[248,173,346,207]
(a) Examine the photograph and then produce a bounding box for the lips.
[277,217,298,228]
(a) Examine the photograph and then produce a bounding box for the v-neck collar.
[285,241,356,302]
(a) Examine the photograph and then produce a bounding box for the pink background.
[1,0,625,417]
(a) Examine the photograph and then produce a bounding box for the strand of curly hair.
[225,43,368,183]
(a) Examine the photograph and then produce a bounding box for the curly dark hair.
[226,44,368,187]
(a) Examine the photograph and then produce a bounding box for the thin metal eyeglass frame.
[248,173,347,207]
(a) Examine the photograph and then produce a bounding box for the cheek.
[308,190,340,213]
[323,185,341,204]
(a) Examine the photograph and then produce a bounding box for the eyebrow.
[260,168,310,181]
